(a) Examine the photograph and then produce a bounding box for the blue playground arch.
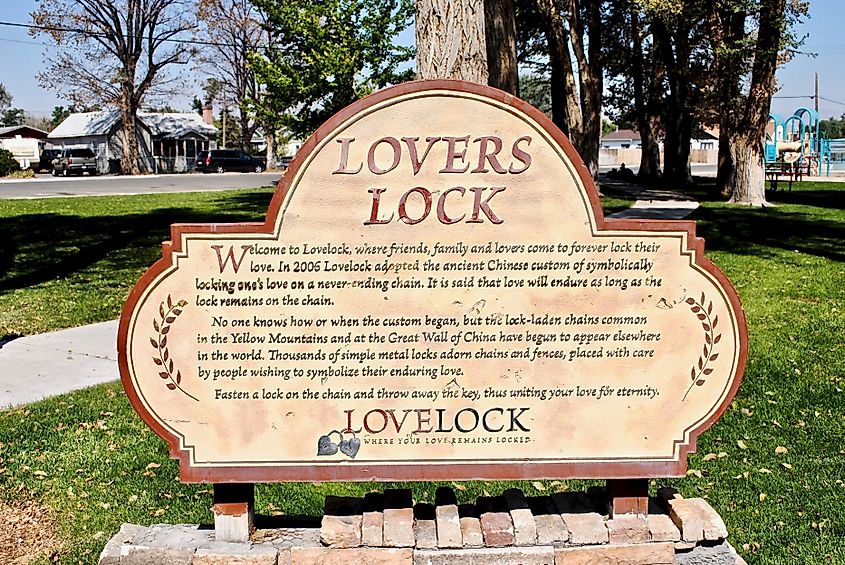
[766,107,832,176]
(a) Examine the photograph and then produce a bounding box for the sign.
[118,81,747,482]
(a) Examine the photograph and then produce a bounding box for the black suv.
[37,148,61,173]
[196,150,266,173]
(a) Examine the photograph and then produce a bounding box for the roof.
[140,112,218,139]
[693,129,718,141]
[48,111,122,138]
[0,125,49,140]
[49,111,217,140]
[602,129,641,142]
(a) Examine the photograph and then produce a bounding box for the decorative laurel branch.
[150,295,197,402]
[682,292,722,402]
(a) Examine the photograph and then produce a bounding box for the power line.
[0,20,244,49]
[0,36,63,48]
[819,96,845,107]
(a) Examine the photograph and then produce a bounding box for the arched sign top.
[119,80,747,482]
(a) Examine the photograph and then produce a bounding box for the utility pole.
[814,72,819,114]
[222,86,228,149]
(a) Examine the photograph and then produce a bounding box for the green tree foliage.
[820,115,845,139]
[1,108,25,127]
[0,84,24,128]
[0,149,21,177]
[249,0,415,139]
[51,106,74,128]
[518,74,552,117]
[0,84,11,111]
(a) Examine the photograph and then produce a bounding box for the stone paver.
[291,547,412,565]
[192,544,278,565]
[362,493,385,547]
[477,498,514,548]
[647,512,681,542]
[458,504,485,549]
[435,503,462,548]
[414,504,437,550]
[321,515,362,548]
[414,547,554,565]
[667,498,728,542]
[362,510,384,547]
[527,497,568,545]
[555,542,675,564]
[502,489,536,546]
[606,515,649,545]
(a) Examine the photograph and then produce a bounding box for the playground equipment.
[765,107,832,179]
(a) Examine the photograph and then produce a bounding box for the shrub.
[0,148,21,177]
[5,169,35,179]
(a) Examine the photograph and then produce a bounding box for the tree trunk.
[639,115,661,181]
[571,0,603,179]
[484,0,518,95]
[535,0,581,137]
[240,109,252,152]
[726,0,785,205]
[716,127,734,197]
[265,131,276,171]
[119,98,141,176]
[652,17,694,188]
[630,7,661,182]
[729,132,767,206]
[416,0,488,82]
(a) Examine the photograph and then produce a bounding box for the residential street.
[0,171,281,199]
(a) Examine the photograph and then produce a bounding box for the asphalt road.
[0,171,282,199]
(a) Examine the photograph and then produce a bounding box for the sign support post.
[212,483,255,542]
[606,479,650,517]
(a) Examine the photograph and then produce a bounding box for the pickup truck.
[52,148,99,176]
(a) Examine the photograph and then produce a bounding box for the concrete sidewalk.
[600,177,700,220]
[0,180,699,409]
[0,320,119,408]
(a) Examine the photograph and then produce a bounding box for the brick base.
[98,488,744,565]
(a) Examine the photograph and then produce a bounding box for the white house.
[601,129,642,149]
[49,111,218,173]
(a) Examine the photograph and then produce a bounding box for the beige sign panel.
[118,81,747,482]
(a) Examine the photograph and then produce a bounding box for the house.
[0,125,49,141]
[250,132,303,159]
[601,129,642,149]
[0,126,50,169]
[49,111,218,173]
[691,128,719,150]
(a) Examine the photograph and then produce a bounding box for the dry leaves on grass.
[0,500,61,564]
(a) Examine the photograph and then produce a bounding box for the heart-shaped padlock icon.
[339,434,361,458]
[316,432,339,456]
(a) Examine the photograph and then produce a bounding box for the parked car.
[37,149,61,173]
[52,148,98,176]
[196,150,266,173]
[276,155,293,170]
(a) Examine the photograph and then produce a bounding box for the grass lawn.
[1,183,844,563]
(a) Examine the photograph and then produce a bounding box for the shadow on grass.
[767,187,845,210]
[693,203,845,262]
[0,191,273,293]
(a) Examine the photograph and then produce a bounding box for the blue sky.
[0,1,842,121]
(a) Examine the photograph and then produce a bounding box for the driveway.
[0,171,282,199]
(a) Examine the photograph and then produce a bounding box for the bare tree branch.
[30,0,195,174]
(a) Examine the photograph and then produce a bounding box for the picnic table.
[765,160,803,191]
